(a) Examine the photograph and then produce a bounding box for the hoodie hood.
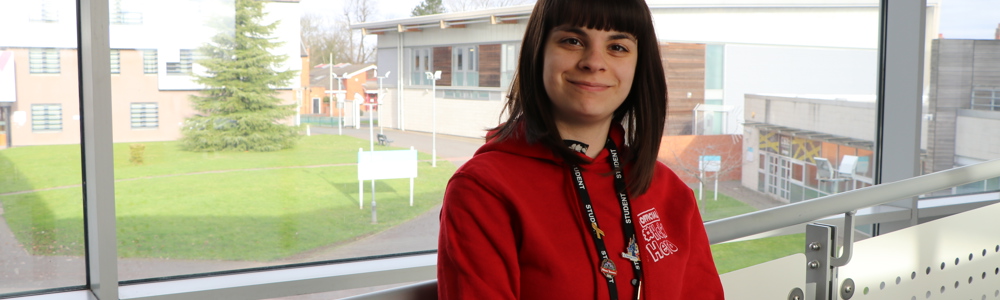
[474,122,627,166]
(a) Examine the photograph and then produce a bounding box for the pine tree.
[411,0,446,16]
[182,0,299,152]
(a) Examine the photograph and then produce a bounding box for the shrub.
[129,144,146,165]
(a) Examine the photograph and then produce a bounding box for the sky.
[301,0,1000,40]
[300,0,425,22]
[938,0,1000,39]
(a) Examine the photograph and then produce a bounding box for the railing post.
[805,224,835,300]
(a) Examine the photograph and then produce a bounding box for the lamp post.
[425,70,441,168]
[374,70,390,135]
[331,71,349,135]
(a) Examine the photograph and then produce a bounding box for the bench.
[377,134,393,146]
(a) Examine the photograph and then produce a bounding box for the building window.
[29,0,59,23]
[111,49,121,74]
[166,49,193,75]
[130,102,159,129]
[501,43,519,88]
[409,48,432,86]
[970,87,1000,111]
[29,48,60,74]
[143,49,158,74]
[31,104,62,132]
[452,45,478,87]
[110,0,143,24]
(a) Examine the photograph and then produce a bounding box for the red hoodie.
[438,125,724,299]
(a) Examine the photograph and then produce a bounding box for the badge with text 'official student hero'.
[600,259,618,279]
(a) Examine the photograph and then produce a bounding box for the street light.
[425,70,441,168]
[374,70,391,135]
[330,71,349,135]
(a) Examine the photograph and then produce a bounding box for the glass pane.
[107,0,459,286]
[360,0,884,292]
[923,0,1000,198]
[654,4,881,272]
[0,0,86,295]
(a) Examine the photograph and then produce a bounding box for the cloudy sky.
[301,0,999,39]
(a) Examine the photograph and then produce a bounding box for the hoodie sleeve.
[674,185,726,299]
[437,172,520,300]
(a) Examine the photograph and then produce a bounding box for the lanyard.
[569,137,643,300]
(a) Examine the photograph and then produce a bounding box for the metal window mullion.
[78,0,119,298]
[872,0,926,232]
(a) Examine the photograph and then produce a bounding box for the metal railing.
[346,158,1000,300]
[705,158,1000,244]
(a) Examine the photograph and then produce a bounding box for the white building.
[353,0,940,138]
[0,0,302,147]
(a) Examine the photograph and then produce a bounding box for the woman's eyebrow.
[609,33,637,43]
[552,26,637,43]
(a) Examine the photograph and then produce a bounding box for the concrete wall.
[384,89,506,139]
[927,39,1000,173]
[955,109,1000,161]
[744,94,876,141]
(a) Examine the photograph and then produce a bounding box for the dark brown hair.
[489,0,667,196]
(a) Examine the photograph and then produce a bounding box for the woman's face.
[542,25,638,128]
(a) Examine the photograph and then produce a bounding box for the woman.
[437,0,725,298]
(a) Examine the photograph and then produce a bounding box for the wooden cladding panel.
[479,44,501,87]
[660,43,706,136]
[433,46,452,86]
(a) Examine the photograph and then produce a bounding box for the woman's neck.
[555,118,613,159]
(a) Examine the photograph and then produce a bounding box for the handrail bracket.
[805,211,856,300]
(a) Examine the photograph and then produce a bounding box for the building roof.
[348,0,922,34]
[745,122,874,150]
[309,63,376,89]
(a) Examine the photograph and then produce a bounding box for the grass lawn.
[693,189,805,273]
[0,135,456,261]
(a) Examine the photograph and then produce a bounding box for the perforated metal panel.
[838,203,1000,300]
[721,253,806,299]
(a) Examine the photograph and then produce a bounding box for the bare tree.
[445,0,535,12]
[301,13,348,66]
[660,135,747,188]
[343,0,376,64]
[299,0,376,66]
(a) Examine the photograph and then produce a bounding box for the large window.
[130,102,158,129]
[30,104,62,132]
[5,0,976,299]
[110,49,121,74]
[29,0,60,23]
[110,0,143,24]
[408,48,431,86]
[143,49,158,74]
[166,49,193,75]
[29,48,60,74]
[452,45,478,86]
[924,0,1000,196]
[501,43,519,88]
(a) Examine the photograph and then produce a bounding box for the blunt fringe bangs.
[490,0,667,197]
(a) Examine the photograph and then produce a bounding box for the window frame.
[165,49,193,75]
[4,0,929,298]
[30,103,63,132]
[142,49,158,74]
[129,102,158,129]
[29,48,61,74]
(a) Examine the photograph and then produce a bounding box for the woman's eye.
[610,44,629,52]
[562,38,583,46]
